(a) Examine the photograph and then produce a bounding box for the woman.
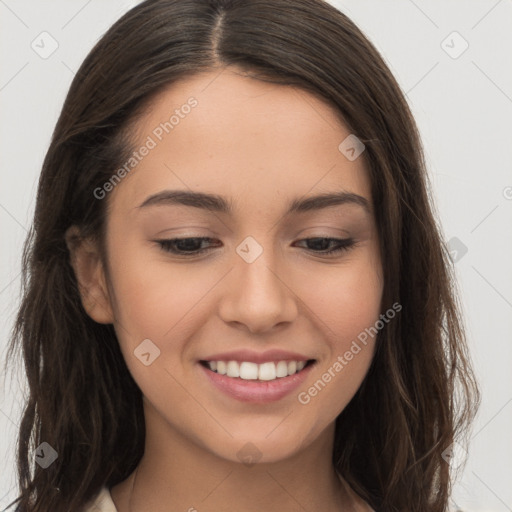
[3,0,480,510]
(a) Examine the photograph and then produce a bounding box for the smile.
[199,358,316,403]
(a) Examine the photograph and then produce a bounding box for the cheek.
[295,251,383,411]
[105,252,207,399]
[302,250,383,346]
[106,243,212,338]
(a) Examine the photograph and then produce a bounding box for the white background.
[1,1,511,510]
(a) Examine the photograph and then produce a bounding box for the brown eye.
[155,237,220,255]
[295,237,356,255]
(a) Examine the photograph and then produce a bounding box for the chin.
[203,424,320,466]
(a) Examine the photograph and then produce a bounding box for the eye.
[155,237,219,256]
[154,236,356,257]
[294,237,356,255]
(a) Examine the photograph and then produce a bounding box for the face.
[75,66,383,464]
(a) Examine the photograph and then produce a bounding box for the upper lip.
[200,349,313,364]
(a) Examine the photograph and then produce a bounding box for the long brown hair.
[3,0,479,510]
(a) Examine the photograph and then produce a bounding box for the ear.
[65,225,114,324]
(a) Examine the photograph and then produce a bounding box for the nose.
[217,244,299,334]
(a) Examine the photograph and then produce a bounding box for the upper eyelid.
[153,235,353,243]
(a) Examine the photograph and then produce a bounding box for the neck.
[111,400,356,512]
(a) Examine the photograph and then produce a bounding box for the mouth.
[198,358,316,403]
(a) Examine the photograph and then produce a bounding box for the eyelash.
[154,236,356,257]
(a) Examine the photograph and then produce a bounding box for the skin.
[68,66,383,511]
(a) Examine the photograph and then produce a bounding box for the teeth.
[258,362,276,381]
[226,360,240,378]
[276,361,288,378]
[240,362,258,380]
[216,361,227,375]
[206,360,309,381]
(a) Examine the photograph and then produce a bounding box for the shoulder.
[83,487,118,512]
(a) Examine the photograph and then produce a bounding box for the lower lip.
[199,362,314,403]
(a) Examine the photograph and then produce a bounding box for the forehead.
[110,66,371,216]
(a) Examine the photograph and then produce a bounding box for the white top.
[84,487,117,511]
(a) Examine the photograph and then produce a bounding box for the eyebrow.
[137,190,371,215]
